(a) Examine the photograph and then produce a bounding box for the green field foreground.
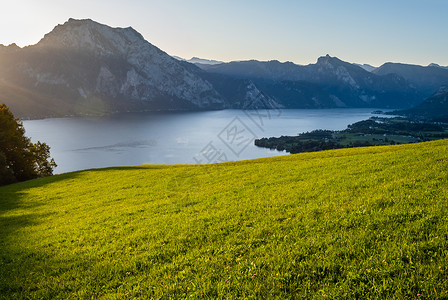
[1,140,448,299]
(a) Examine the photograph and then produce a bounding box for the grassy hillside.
[1,140,448,299]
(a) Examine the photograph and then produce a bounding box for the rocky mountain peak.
[0,18,228,117]
[316,54,347,69]
[316,54,332,66]
[36,18,145,56]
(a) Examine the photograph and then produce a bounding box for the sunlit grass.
[1,140,448,298]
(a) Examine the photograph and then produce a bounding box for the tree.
[0,104,56,185]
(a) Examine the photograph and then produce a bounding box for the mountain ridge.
[1,18,448,118]
[373,62,448,95]
[198,55,425,109]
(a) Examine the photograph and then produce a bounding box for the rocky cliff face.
[0,19,225,117]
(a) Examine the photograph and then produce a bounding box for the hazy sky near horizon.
[1,0,447,66]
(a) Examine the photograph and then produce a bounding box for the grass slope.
[1,140,448,299]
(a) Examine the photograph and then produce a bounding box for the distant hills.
[428,63,448,70]
[197,55,428,109]
[394,87,448,122]
[1,19,448,118]
[187,57,224,65]
[373,63,448,95]
[172,56,224,65]
[353,63,377,72]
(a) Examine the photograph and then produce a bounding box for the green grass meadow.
[1,140,448,299]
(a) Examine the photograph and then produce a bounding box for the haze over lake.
[23,109,387,173]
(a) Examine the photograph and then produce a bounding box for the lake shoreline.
[22,108,391,173]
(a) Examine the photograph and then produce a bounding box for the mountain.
[1,18,446,118]
[192,71,282,109]
[176,60,282,110]
[0,19,226,118]
[373,62,448,95]
[199,55,423,108]
[171,55,186,61]
[171,56,224,65]
[394,86,448,122]
[428,63,448,70]
[197,59,301,80]
[188,57,223,65]
[353,63,377,72]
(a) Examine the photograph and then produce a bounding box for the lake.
[22,108,387,173]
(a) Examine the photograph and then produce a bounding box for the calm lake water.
[22,109,387,173]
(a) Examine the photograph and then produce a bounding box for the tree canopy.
[0,104,56,185]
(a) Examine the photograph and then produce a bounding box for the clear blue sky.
[1,0,447,66]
